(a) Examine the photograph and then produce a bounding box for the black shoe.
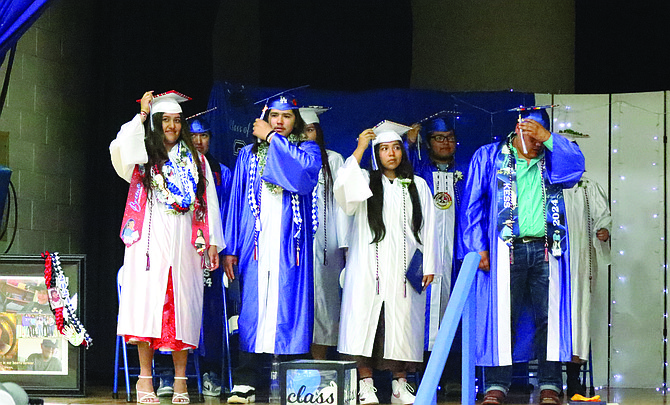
[566,381,586,398]
[566,362,586,398]
[227,385,256,403]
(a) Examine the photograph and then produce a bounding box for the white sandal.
[136,375,159,404]
[172,376,190,404]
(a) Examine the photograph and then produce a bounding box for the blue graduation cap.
[426,117,454,134]
[186,107,217,134]
[508,104,557,153]
[415,109,461,158]
[508,104,556,130]
[254,85,309,118]
[417,109,461,134]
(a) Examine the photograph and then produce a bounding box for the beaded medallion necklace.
[41,251,92,348]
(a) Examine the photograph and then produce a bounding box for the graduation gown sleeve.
[333,155,373,216]
[262,136,322,194]
[110,114,149,182]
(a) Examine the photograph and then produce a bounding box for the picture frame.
[0,254,86,396]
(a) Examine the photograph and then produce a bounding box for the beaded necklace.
[373,176,412,297]
[503,137,548,263]
[582,181,594,293]
[312,169,325,265]
[247,133,307,262]
[401,180,409,297]
[41,251,92,348]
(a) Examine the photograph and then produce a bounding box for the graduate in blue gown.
[190,115,233,396]
[460,109,584,404]
[405,117,467,351]
[223,95,321,403]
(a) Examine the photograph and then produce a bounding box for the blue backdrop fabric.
[205,82,536,174]
[0,0,52,59]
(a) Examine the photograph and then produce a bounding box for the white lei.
[150,141,199,214]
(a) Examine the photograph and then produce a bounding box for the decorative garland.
[41,251,92,348]
[255,133,306,194]
[150,141,198,214]
[248,133,309,264]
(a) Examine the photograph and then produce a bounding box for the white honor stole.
[426,171,456,350]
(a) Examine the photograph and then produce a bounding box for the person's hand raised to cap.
[353,128,376,164]
[139,91,153,122]
[407,123,421,144]
[253,119,274,141]
[517,118,551,143]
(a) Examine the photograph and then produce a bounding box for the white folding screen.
[609,92,664,388]
[535,92,665,388]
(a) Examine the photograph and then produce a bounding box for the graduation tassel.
[376,276,379,295]
[323,249,328,266]
[296,245,300,266]
[544,244,549,262]
[146,252,150,271]
[509,245,514,264]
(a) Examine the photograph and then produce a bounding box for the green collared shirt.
[511,135,553,237]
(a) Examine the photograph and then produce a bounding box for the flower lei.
[248,132,308,263]
[150,141,198,214]
[255,133,305,194]
[41,251,92,348]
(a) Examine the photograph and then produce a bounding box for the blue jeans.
[484,240,562,394]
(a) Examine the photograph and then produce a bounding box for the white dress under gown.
[334,156,437,362]
[312,150,349,346]
[564,175,611,361]
[110,114,225,348]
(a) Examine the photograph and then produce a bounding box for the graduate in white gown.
[110,91,224,404]
[334,121,437,405]
[299,107,349,360]
[564,174,610,396]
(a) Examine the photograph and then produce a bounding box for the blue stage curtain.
[0,0,52,60]
[206,82,536,173]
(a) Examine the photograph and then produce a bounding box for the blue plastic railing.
[414,251,481,405]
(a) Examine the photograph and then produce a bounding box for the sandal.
[482,389,505,405]
[539,389,561,405]
[172,376,190,404]
[136,375,159,404]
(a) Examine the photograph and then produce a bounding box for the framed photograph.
[0,254,86,396]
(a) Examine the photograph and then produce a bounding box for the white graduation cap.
[370,120,411,170]
[299,106,330,125]
[143,90,191,131]
[151,90,191,114]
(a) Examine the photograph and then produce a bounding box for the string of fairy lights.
[458,93,670,398]
[459,92,669,396]
[550,94,668,397]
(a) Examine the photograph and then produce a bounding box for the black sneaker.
[227,385,256,403]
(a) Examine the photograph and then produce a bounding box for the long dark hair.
[367,141,423,244]
[142,112,206,215]
[252,108,306,154]
[309,123,334,206]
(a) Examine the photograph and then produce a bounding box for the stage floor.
[33,387,667,404]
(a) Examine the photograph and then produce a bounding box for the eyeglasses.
[432,135,456,143]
